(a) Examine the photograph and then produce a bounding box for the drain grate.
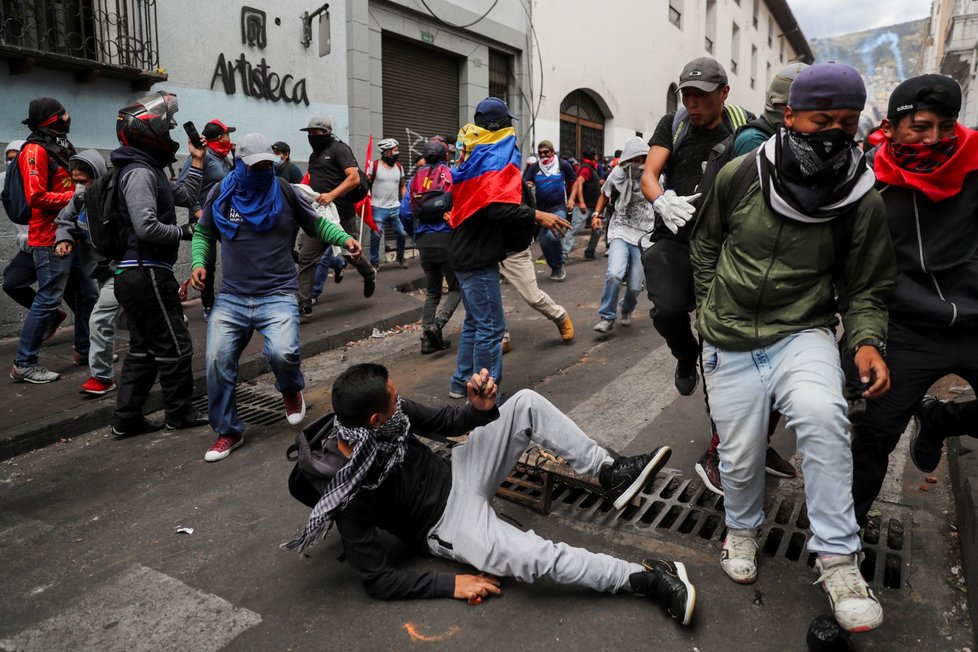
[192,387,285,427]
[497,465,911,592]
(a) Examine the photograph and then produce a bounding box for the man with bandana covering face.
[10,98,97,385]
[850,75,978,525]
[690,63,896,632]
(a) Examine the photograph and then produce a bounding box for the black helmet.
[116,91,180,161]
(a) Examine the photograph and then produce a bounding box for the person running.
[283,363,695,626]
[109,91,207,437]
[562,148,604,262]
[851,75,978,523]
[9,98,98,384]
[690,63,895,632]
[366,138,407,269]
[523,140,575,280]
[590,136,653,335]
[191,133,362,462]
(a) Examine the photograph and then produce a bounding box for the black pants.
[418,244,461,330]
[113,267,196,428]
[296,214,375,303]
[3,248,82,312]
[641,237,699,364]
[851,320,978,524]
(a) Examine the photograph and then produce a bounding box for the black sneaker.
[694,447,724,496]
[630,560,696,626]
[165,410,209,430]
[299,301,313,317]
[334,267,344,284]
[674,360,698,396]
[599,446,671,510]
[420,330,437,355]
[764,447,797,478]
[363,275,376,298]
[110,418,163,439]
[910,395,944,473]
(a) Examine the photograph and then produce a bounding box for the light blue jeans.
[597,239,643,322]
[451,266,505,395]
[205,292,303,436]
[560,207,591,260]
[88,276,121,380]
[702,327,860,555]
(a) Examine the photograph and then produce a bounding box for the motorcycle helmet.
[116,91,180,161]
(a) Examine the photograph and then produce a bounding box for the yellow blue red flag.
[449,124,522,228]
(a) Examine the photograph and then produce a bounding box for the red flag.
[356,134,381,235]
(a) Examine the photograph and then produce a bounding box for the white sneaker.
[720,529,758,584]
[814,554,883,632]
[620,312,633,327]
[10,364,60,384]
[593,319,614,334]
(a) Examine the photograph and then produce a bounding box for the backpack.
[2,150,58,225]
[368,158,404,188]
[286,412,342,508]
[718,150,857,311]
[84,165,129,261]
[695,117,776,200]
[671,104,752,154]
[409,163,453,221]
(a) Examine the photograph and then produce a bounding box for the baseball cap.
[767,63,809,107]
[887,74,962,119]
[789,62,866,112]
[202,119,235,140]
[237,132,279,166]
[474,97,518,124]
[300,115,333,131]
[677,57,728,93]
[271,141,291,153]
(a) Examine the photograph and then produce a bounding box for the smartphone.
[183,121,204,148]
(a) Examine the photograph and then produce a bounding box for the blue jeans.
[703,328,860,555]
[451,266,505,394]
[560,207,591,260]
[15,247,96,367]
[537,208,566,270]
[369,206,406,266]
[205,292,303,436]
[311,248,347,297]
[597,239,643,322]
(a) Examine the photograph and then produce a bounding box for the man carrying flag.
[447,97,571,399]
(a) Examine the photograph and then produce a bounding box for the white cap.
[237,132,279,166]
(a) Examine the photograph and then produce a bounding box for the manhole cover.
[192,387,285,427]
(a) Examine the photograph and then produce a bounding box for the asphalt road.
[0,250,972,651]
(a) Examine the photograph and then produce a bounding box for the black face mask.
[383,153,399,164]
[791,128,854,162]
[308,133,333,151]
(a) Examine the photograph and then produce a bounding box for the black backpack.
[2,151,58,225]
[286,412,343,508]
[84,165,130,261]
[695,117,776,201]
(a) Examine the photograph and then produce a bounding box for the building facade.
[919,0,978,126]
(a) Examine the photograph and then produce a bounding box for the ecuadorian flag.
[449,124,522,228]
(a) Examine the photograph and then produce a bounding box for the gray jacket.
[54,149,112,279]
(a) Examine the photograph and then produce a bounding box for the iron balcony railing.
[0,0,162,72]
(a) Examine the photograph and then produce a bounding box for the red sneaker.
[283,391,306,425]
[80,376,116,396]
[204,434,243,462]
[43,309,67,343]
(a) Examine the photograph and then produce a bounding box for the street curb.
[0,304,424,462]
[948,435,978,638]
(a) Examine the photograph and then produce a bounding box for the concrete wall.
[530,0,807,155]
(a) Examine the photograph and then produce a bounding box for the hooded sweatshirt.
[54,150,111,279]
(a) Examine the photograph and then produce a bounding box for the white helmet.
[377,138,399,152]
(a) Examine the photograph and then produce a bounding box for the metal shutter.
[382,34,460,172]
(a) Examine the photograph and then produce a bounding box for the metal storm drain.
[497,465,910,592]
[191,387,285,427]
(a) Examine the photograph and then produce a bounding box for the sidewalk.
[0,262,426,461]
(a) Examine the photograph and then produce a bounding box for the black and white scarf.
[757,128,876,224]
[282,400,412,553]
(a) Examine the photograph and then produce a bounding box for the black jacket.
[334,398,499,600]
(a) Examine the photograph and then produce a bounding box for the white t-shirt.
[370,161,403,209]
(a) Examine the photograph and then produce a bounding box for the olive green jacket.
[690,156,896,352]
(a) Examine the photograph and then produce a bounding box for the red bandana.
[207,140,233,158]
[873,123,978,202]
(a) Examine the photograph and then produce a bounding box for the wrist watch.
[855,338,886,356]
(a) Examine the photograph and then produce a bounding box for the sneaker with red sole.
[204,434,243,462]
[694,448,724,496]
[43,309,67,343]
[283,391,306,425]
[80,377,116,396]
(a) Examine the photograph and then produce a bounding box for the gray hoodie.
[54,149,111,279]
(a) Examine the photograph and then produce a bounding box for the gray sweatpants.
[426,389,642,592]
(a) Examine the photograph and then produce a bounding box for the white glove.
[654,190,701,234]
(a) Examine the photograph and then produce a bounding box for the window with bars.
[489,49,512,106]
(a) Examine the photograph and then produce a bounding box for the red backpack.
[409,163,452,221]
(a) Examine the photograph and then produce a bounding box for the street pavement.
[1,241,974,650]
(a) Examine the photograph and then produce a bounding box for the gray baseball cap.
[677,57,728,93]
[237,132,279,166]
[300,115,333,131]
